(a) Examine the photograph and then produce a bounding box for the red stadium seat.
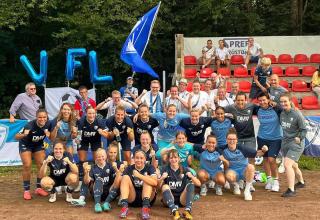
[250,67,256,76]
[291,80,310,92]
[184,68,197,78]
[184,55,197,65]
[264,54,277,64]
[226,81,231,92]
[278,54,293,64]
[234,67,249,78]
[310,53,320,63]
[302,66,317,76]
[186,82,193,92]
[217,67,231,77]
[200,68,214,78]
[279,80,290,91]
[302,96,319,110]
[272,66,284,76]
[285,66,300,77]
[230,55,244,64]
[200,83,205,91]
[291,97,300,109]
[251,98,259,104]
[238,81,251,93]
[294,54,309,63]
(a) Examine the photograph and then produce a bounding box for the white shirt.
[216,47,230,60]
[249,43,262,57]
[100,100,133,118]
[202,46,215,59]
[166,97,183,113]
[141,91,164,113]
[190,91,209,116]
[179,91,190,114]
[215,97,234,108]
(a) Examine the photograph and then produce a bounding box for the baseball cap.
[127,76,133,80]
[179,78,188,84]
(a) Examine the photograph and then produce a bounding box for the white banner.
[45,87,96,119]
[184,36,320,58]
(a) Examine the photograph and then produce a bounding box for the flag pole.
[162,70,166,112]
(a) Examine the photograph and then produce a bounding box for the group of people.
[9,66,308,219]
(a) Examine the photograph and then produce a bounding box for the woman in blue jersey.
[50,103,77,156]
[210,106,233,152]
[158,149,201,220]
[150,104,189,159]
[40,142,79,203]
[197,135,228,196]
[279,92,306,197]
[256,93,283,192]
[15,109,51,200]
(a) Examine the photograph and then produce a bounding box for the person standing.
[9,82,42,122]
[135,80,163,113]
[74,86,96,119]
[119,76,139,101]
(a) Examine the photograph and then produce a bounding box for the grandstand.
[174,34,320,115]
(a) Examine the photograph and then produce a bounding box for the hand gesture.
[119,164,125,173]
[161,172,168,179]
[186,172,193,179]
[261,145,269,152]
[113,128,120,136]
[44,129,50,137]
[83,162,91,173]
[56,120,62,129]
[46,155,54,163]
[132,169,140,178]
[123,98,129,102]
[150,150,155,157]
[63,157,70,164]
[295,137,301,144]
[142,89,148,95]
[97,128,103,135]
[127,127,133,134]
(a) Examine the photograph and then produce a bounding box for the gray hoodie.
[280,108,307,141]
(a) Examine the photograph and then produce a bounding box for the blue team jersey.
[20,120,52,147]
[210,118,233,147]
[132,144,158,165]
[254,66,272,86]
[257,106,283,140]
[179,117,213,144]
[123,164,156,190]
[89,162,116,189]
[173,143,194,167]
[50,118,74,145]
[200,150,222,175]
[77,117,105,144]
[223,147,249,170]
[48,152,74,178]
[152,112,189,142]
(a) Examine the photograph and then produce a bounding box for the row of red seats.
[185,81,319,109]
[184,66,317,78]
[184,53,320,65]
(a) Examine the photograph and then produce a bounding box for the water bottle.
[116,134,121,142]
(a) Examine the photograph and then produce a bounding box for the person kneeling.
[159,149,201,220]
[119,150,158,219]
[40,142,79,203]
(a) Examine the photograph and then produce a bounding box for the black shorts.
[19,143,44,153]
[78,142,101,152]
[257,137,282,158]
[129,189,157,207]
[120,139,132,152]
[50,175,67,187]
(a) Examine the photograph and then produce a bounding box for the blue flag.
[120,3,161,78]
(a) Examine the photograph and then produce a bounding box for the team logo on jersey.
[147,125,151,129]
[247,110,251,114]
[122,125,126,129]
[201,125,204,128]
[106,169,110,174]
[94,126,98,130]
[0,125,8,151]
[290,118,293,121]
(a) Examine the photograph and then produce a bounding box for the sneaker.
[215,185,223,196]
[238,180,245,190]
[94,203,103,213]
[119,207,129,218]
[250,184,256,192]
[141,207,151,220]
[208,180,215,189]
[244,190,252,201]
[66,192,73,202]
[172,210,181,220]
[233,183,241,195]
[35,188,49,197]
[241,64,247,69]
[23,191,32,200]
[281,188,296,197]
[183,210,193,220]
[49,193,57,203]
[271,179,280,192]
[200,184,207,196]
[224,181,231,190]
[278,162,285,174]
[56,186,62,195]
[102,201,112,211]
[294,181,305,189]
[70,198,86,207]
[265,178,273,190]
[74,181,82,193]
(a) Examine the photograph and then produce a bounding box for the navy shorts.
[120,139,132,152]
[19,143,44,153]
[78,142,101,152]
[129,189,157,207]
[50,175,67,187]
[250,55,259,63]
[257,137,282,158]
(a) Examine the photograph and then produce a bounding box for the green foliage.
[299,155,320,171]
[0,0,319,118]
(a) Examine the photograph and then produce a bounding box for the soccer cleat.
[244,190,252,201]
[35,188,49,197]
[94,203,103,213]
[233,183,241,195]
[49,193,57,203]
[250,184,256,192]
[208,180,215,189]
[70,198,86,207]
[281,188,296,197]
[265,178,273,190]
[224,181,231,190]
[238,180,245,190]
[215,185,223,196]
[271,179,280,192]
[102,201,112,211]
[23,191,32,200]
[200,184,208,196]
[66,192,73,202]
[172,210,181,220]
[56,186,62,195]
[294,181,305,189]
[74,181,82,193]
[141,207,151,220]
[119,207,129,218]
[183,210,193,220]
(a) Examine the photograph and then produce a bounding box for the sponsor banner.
[45,87,96,119]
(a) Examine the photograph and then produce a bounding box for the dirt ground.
[0,170,319,220]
